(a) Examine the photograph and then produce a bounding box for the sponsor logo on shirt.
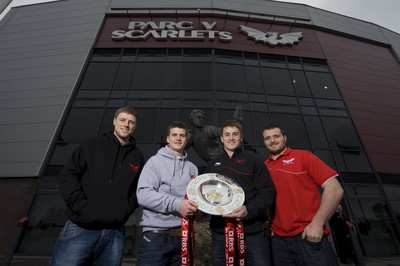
[129,163,140,172]
[282,158,295,165]
[235,158,246,164]
[214,162,221,166]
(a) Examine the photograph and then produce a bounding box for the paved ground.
[2,256,400,266]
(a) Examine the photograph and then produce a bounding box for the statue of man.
[187,106,243,162]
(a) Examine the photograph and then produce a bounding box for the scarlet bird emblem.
[129,163,140,172]
[239,25,303,47]
[235,158,246,164]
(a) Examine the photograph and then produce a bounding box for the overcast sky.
[274,0,400,33]
[1,0,399,34]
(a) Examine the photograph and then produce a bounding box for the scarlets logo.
[282,158,295,165]
[235,158,246,164]
[129,163,140,172]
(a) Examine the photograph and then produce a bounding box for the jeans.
[49,219,125,266]
[136,231,181,266]
[211,231,272,266]
[271,234,339,266]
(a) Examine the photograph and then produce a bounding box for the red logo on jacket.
[235,158,246,164]
[129,163,140,172]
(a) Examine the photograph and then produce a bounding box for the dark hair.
[220,119,243,136]
[114,106,138,120]
[167,121,188,136]
[263,125,286,137]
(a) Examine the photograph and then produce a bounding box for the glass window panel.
[260,54,287,68]
[322,117,362,150]
[215,63,246,92]
[60,108,103,142]
[342,173,377,184]
[333,151,373,172]
[383,186,400,226]
[380,174,400,185]
[268,104,300,114]
[267,95,298,105]
[298,97,315,106]
[98,108,116,136]
[215,91,247,101]
[315,99,345,108]
[137,143,158,161]
[215,49,243,64]
[245,66,264,94]
[306,72,342,99]
[161,99,179,108]
[164,62,181,90]
[72,100,106,107]
[301,106,318,115]
[180,91,213,100]
[251,102,268,112]
[304,116,330,149]
[270,113,310,148]
[262,68,295,96]
[48,143,79,166]
[134,108,158,143]
[181,63,212,90]
[109,90,127,99]
[249,93,266,103]
[318,108,348,117]
[345,184,380,196]
[130,62,164,89]
[302,58,330,72]
[312,150,337,170]
[290,70,312,97]
[79,62,118,89]
[252,112,271,146]
[113,63,134,89]
[76,90,109,99]
[107,99,126,107]
[128,90,162,99]
[17,194,66,255]
[243,52,259,66]
[348,199,400,256]
[156,109,179,143]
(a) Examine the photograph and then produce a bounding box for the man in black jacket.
[50,106,145,266]
[205,119,276,266]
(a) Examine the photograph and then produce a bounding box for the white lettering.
[176,21,193,30]
[111,21,233,43]
[201,21,217,30]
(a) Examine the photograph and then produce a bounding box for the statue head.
[189,109,206,128]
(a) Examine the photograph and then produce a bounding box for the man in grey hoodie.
[136,121,198,266]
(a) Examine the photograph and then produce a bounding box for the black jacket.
[205,147,276,234]
[59,131,144,229]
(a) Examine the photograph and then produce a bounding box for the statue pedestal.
[194,221,212,265]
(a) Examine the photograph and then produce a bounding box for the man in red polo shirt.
[262,125,344,266]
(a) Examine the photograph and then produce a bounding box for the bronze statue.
[187,106,243,162]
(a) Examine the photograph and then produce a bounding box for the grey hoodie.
[136,145,198,231]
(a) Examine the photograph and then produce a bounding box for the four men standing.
[53,105,345,265]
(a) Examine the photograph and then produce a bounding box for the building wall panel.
[317,31,400,173]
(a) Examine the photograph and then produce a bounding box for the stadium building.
[1,0,400,263]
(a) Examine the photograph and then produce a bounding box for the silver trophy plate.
[187,173,245,215]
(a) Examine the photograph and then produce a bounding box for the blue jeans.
[136,231,181,266]
[271,234,339,266]
[211,231,272,266]
[49,219,125,266]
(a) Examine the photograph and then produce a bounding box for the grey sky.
[1,0,399,34]
[274,0,400,33]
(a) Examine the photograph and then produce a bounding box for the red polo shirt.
[265,148,338,237]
